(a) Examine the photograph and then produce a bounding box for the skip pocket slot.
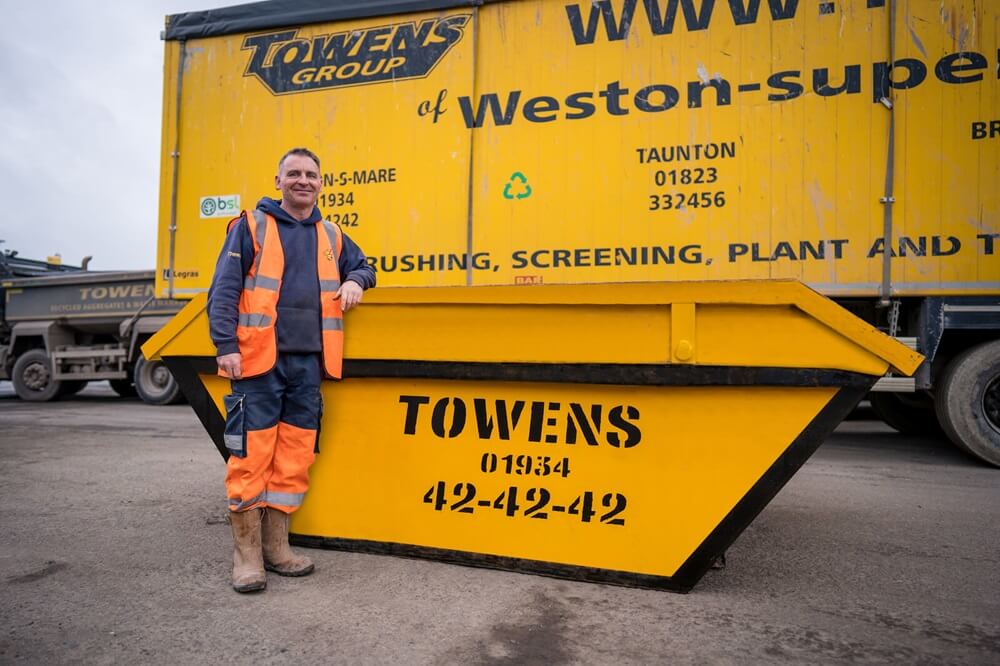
[223,393,247,458]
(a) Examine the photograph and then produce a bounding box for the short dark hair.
[278,147,321,172]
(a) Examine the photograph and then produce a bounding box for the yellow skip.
[143,280,920,591]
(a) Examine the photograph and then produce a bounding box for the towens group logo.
[242,14,470,95]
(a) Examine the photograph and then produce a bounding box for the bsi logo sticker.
[200,195,240,218]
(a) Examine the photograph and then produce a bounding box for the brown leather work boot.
[229,508,266,593]
[261,507,314,577]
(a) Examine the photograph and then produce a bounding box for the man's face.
[275,154,321,209]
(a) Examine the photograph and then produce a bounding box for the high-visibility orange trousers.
[222,353,322,514]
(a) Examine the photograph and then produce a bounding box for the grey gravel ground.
[1,382,998,664]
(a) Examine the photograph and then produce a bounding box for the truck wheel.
[134,355,183,405]
[11,349,63,402]
[934,340,1000,467]
[869,392,943,436]
[109,379,138,398]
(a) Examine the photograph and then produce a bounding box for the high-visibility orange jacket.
[228,209,345,379]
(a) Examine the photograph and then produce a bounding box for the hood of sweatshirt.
[257,197,322,226]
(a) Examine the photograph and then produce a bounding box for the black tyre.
[58,380,88,396]
[134,355,183,405]
[109,378,138,398]
[934,340,1000,467]
[11,349,63,402]
[869,391,943,437]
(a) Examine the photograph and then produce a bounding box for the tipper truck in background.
[156,0,999,464]
[1,269,185,404]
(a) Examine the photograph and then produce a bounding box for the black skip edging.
[289,534,699,592]
[342,360,873,388]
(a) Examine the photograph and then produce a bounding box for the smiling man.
[207,147,375,593]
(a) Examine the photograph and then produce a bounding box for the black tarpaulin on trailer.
[164,0,502,40]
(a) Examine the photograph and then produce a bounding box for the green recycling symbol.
[503,172,532,200]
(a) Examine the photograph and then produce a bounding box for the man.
[207,147,376,593]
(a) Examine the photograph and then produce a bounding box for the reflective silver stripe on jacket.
[244,275,280,291]
[263,491,305,507]
[229,492,265,511]
[250,209,268,281]
[320,220,340,259]
[224,434,242,448]
[238,313,273,328]
[319,279,341,292]
[321,318,343,331]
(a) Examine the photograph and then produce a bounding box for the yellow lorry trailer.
[155,0,998,463]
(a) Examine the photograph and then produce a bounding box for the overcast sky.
[0,1,234,270]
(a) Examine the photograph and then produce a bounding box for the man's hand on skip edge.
[336,281,364,311]
[217,353,243,379]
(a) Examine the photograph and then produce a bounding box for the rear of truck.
[156,0,999,463]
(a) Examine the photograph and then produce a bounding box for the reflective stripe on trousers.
[229,492,266,511]
[263,491,305,507]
